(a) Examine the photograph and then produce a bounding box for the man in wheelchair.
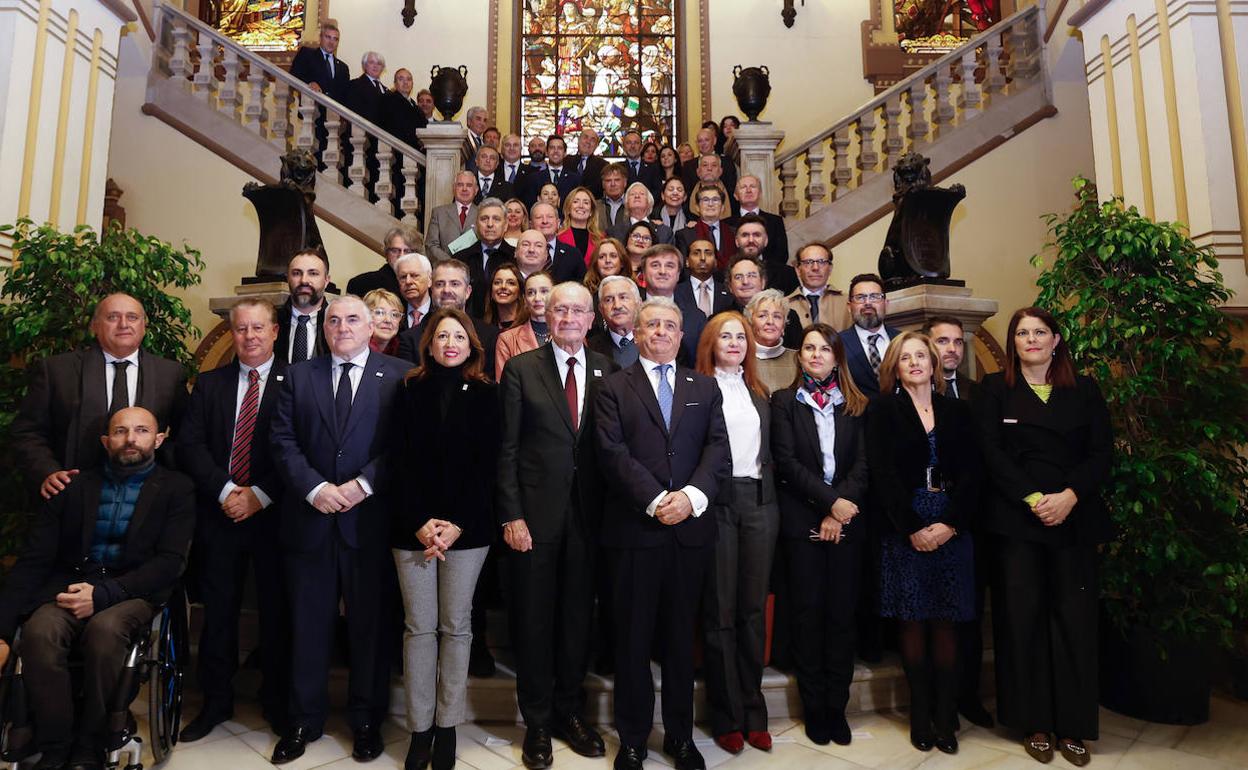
[0,407,194,770]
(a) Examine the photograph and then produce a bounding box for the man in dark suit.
[519,135,583,208]
[675,239,734,320]
[288,21,349,101]
[178,299,290,742]
[0,407,194,770]
[11,293,187,498]
[586,276,641,369]
[378,69,428,215]
[393,253,432,332]
[395,260,499,381]
[464,106,488,168]
[595,297,731,770]
[498,283,617,769]
[619,129,663,199]
[276,250,332,365]
[567,128,608,198]
[530,204,589,283]
[269,296,409,765]
[471,146,514,204]
[639,245,704,366]
[500,133,534,187]
[346,225,422,299]
[730,175,795,293]
[726,254,767,314]
[681,128,737,213]
[924,315,993,729]
[343,51,388,199]
[837,273,901,399]
[674,183,736,270]
[451,198,515,317]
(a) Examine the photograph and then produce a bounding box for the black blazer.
[624,159,664,199]
[395,315,499,382]
[392,373,498,551]
[947,372,978,402]
[519,166,584,209]
[585,327,638,369]
[452,240,516,318]
[974,372,1114,546]
[594,361,730,549]
[11,346,188,489]
[344,75,387,123]
[275,300,329,365]
[346,264,401,299]
[640,289,705,367]
[289,45,350,102]
[548,241,589,284]
[770,388,869,540]
[0,466,195,641]
[177,359,288,530]
[566,154,608,198]
[473,173,514,205]
[269,351,410,552]
[838,325,902,399]
[379,90,427,151]
[865,390,979,535]
[673,278,735,319]
[497,345,617,542]
[714,389,776,507]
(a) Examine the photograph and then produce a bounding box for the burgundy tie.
[458,204,467,227]
[228,369,261,485]
[564,358,579,432]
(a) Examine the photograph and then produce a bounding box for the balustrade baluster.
[779,158,799,218]
[243,64,268,136]
[323,108,344,184]
[218,48,242,118]
[169,21,193,85]
[984,32,1006,94]
[831,128,852,200]
[193,33,215,102]
[270,81,293,150]
[959,49,983,119]
[295,98,317,154]
[804,143,828,216]
[857,108,879,180]
[906,81,930,146]
[375,141,396,213]
[933,64,955,135]
[883,95,904,169]
[348,124,369,197]
[400,157,421,225]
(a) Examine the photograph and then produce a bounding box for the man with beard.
[277,250,332,365]
[730,175,794,292]
[526,137,547,169]
[674,239,733,320]
[395,260,499,381]
[837,273,900,398]
[0,407,194,770]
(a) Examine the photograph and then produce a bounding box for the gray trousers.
[701,478,780,736]
[393,546,489,731]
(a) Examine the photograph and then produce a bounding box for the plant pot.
[1099,615,1211,725]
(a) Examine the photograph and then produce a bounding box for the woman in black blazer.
[866,332,979,755]
[975,307,1112,767]
[392,307,499,770]
[770,323,870,747]
[694,312,779,754]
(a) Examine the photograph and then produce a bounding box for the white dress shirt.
[551,343,587,423]
[218,356,276,507]
[715,367,761,479]
[855,323,891,360]
[288,307,320,363]
[637,356,709,518]
[406,294,431,328]
[504,162,520,182]
[609,328,634,348]
[306,347,375,505]
[102,349,139,409]
[796,387,839,485]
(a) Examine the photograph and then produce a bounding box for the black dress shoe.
[552,714,605,757]
[353,724,385,762]
[431,726,456,770]
[910,730,935,752]
[958,700,995,729]
[65,742,102,770]
[935,733,959,755]
[180,711,229,742]
[829,711,852,746]
[662,737,706,770]
[614,744,647,770]
[272,726,320,764]
[406,729,434,770]
[521,727,553,769]
[34,744,71,770]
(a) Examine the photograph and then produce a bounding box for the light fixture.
[782,0,806,28]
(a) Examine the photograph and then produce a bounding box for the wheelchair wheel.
[147,592,188,764]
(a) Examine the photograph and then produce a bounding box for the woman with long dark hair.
[482,262,522,331]
[976,307,1112,767]
[494,271,554,375]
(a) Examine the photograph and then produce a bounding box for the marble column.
[414,122,470,231]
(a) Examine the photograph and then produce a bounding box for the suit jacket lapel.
[626,361,668,436]
[81,347,107,429]
[536,346,575,435]
[341,352,382,443]
[668,366,692,435]
[310,357,337,440]
[832,405,852,477]
[217,362,242,452]
[796,394,824,465]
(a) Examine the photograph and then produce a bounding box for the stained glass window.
[518,0,678,158]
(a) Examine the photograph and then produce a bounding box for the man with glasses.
[674,182,736,270]
[347,226,423,299]
[726,255,766,313]
[782,242,848,348]
[837,273,900,398]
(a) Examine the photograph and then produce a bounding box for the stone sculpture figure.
[243,149,324,280]
[877,152,965,286]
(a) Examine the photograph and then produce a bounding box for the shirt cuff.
[1024,492,1044,507]
[355,476,373,497]
[645,490,666,517]
[218,480,238,504]
[252,486,273,509]
[306,481,329,506]
[682,485,709,517]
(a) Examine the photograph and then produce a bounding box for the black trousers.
[609,540,712,748]
[785,523,863,724]
[21,599,155,749]
[285,534,394,733]
[507,510,596,728]
[991,536,1099,739]
[957,533,992,706]
[193,514,290,723]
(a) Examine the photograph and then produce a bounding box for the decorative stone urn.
[732,65,771,121]
[429,65,469,121]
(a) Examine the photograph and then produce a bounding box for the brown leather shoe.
[1024,733,1054,764]
[1058,738,1091,766]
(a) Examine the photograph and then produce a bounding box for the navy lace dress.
[878,431,976,621]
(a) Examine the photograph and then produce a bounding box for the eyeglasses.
[549,305,592,316]
[629,233,652,242]
[697,197,722,204]
[384,246,406,255]
[850,292,886,302]
[799,259,830,267]
[371,309,403,320]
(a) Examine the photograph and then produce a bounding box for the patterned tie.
[108,360,131,416]
[228,369,261,485]
[334,362,354,435]
[617,336,637,366]
[564,358,579,432]
[698,283,712,317]
[292,315,310,363]
[656,363,673,429]
[807,294,821,324]
[867,333,882,374]
[481,176,491,194]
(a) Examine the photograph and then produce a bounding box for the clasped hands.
[1032,488,1077,527]
[654,490,693,525]
[312,479,367,514]
[223,486,263,522]
[909,523,955,552]
[417,518,462,561]
[811,497,858,543]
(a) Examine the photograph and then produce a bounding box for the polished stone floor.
[132,693,1248,770]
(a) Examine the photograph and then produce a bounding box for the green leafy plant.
[0,219,204,564]
[1030,178,1248,648]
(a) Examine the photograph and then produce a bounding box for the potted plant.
[1029,178,1248,724]
[0,219,203,569]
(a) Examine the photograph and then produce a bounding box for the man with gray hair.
[465,106,488,169]
[393,252,432,330]
[451,197,515,316]
[345,51,388,199]
[586,276,641,368]
[347,225,423,298]
[426,171,479,263]
[498,282,616,768]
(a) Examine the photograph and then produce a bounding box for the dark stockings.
[900,620,958,739]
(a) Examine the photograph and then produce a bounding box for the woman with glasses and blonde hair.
[867,331,979,756]
[363,289,404,356]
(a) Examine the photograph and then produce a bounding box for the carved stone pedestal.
[884,282,999,378]
[415,122,470,231]
[728,121,786,212]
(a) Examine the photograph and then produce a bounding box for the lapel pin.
[462,383,469,391]
[593,369,602,377]
[375,371,384,377]
[276,375,284,381]
[685,376,694,382]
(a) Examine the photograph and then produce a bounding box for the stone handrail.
[151,2,427,223]
[771,3,1047,219]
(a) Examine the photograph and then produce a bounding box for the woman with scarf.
[770,323,870,747]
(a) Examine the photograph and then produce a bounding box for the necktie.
[630,160,639,176]
[458,204,467,227]
[408,309,420,328]
[807,294,821,324]
[564,358,579,431]
[481,176,491,194]
[548,242,555,261]
[697,283,712,317]
[656,363,673,429]
[334,362,354,434]
[292,314,310,363]
[374,78,384,94]
[550,168,560,184]
[228,369,261,485]
[709,223,719,249]
[324,52,334,78]
[507,164,516,183]
[618,336,637,366]
[867,333,882,374]
[579,156,587,173]
[947,377,959,399]
[108,360,131,416]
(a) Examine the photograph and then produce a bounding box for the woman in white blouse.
[694,311,779,755]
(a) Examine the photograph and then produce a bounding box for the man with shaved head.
[12,292,188,498]
[0,406,194,770]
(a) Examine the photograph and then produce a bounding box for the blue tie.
[656,363,673,429]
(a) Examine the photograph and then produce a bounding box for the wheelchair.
[0,589,188,770]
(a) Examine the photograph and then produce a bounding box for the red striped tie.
[228,369,261,485]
